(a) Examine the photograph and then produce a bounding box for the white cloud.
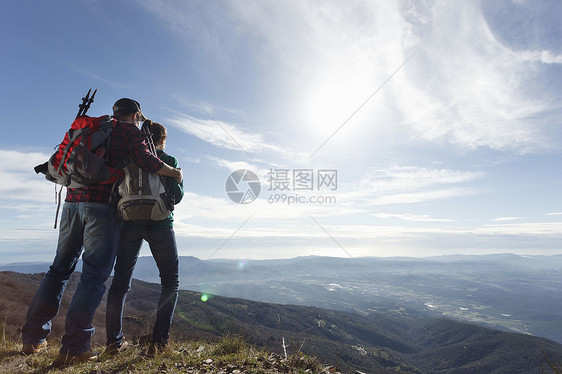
[368,188,479,206]
[305,220,562,241]
[0,150,55,203]
[491,217,524,222]
[180,219,562,242]
[167,113,285,156]
[373,213,454,222]
[479,221,562,236]
[341,166,485,206]
[395,1,556,152]
[518,50,562,65]
[365,166,485,188]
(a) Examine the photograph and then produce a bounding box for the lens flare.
[238,259,246,270]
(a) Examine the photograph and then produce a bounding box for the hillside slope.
[1,271,561,373]
[5,254,561,344]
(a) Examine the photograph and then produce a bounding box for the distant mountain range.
[3,253,562,344]
[1,270,561,373]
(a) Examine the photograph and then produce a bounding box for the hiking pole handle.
[76,88,97,118]
[76,89,91,118]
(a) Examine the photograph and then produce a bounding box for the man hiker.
[21,98,183,366]
[106,120,183,356]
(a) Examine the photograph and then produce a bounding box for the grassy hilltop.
[0,336,341,374]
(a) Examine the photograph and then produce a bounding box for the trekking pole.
[141,121,158,156]
[76,88,97,118]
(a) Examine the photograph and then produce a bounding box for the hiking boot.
[105,339,129,355]
[22,341,49,355]
[52,350,98,366]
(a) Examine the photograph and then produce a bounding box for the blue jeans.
[106,226,179,346]
[22,202,119,355]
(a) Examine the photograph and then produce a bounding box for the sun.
[299,68,379,143]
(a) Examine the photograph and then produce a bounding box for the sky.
[0,0,561,263]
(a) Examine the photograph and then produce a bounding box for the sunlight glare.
[302,75,373,139]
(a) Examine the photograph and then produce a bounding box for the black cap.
[112,98,147,120]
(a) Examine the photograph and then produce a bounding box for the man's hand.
[173,168,183,184]
[157,164,183,184]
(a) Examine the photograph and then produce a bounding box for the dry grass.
[0,336,337,374]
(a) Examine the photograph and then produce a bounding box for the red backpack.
[35,90,123,189]
[42,115,121,188]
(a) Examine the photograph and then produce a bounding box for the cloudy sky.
[0,0,561,263]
